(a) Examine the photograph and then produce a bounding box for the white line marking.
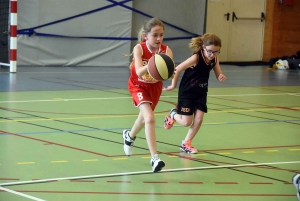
[0,186,45,201]
[0,161,299,187]
[0,93,299,104]
[0,97,132,103]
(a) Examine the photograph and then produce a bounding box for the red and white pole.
[10,0,17,73]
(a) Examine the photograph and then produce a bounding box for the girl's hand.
[163,85,175,91]
[218,74,226,82]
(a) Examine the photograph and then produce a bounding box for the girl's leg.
[139,103,165,172]
[185,109,204,141]
[122,103,157,157]
[180,109,204,154]
[174,114,193,127]
[138,103,157,156]
[128,111,145,139]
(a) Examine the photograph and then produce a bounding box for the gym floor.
[0,65,299,201]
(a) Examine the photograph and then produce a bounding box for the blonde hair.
[189,33,221,54]
[123,18,165,58]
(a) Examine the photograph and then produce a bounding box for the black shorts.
[177,94,207,115]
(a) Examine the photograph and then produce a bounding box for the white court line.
[0,93,299,104]
[0,186,45,201]
[0,97,132,103]
[0,161,299,187]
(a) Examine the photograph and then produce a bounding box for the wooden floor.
[0,65,299,201]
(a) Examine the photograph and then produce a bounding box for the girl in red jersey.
[163,33,226,154]
[122,18,173,172]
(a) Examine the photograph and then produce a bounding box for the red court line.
[199,144,300,152]
[165,153,299,173]
[215,182,238,184]
[210,96,300,112]
[2,190,295,196]
[107,181,131,183]
[143,182,168,184]
[0,178,20,181]
[32,179,57,183]
[179,182,203,184]
[0,130,108,157]
[250,182,273,184]
[70,180,95,182]
[1,106,171,116]
[111,144,300,157]
[276,106,299,111]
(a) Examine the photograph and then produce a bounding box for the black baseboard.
[220,61,269,66]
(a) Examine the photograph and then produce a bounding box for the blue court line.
[18,32,194,41]
[0,119,299,136]
[18,0,132,33]
[17,0,198,40]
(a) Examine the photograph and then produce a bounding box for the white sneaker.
[292,174,300,201]
[150,154,165,172]
[122,130,135,156]
[293,174,300,191]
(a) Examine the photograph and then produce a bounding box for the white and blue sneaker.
[122,130,135,156]
[150,154,165,172]
[292,174,300,200]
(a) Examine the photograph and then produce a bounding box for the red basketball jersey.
[129,41,168,84]
[128,42,168,110]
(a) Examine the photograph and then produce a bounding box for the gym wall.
[17,0,206,67]
[263,0,300,61]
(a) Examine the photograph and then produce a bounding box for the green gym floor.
[0,65,299,201]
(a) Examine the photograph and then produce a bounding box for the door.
[206,0,266,62]
[206,0,231,62]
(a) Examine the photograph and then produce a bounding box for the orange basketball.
[147,54,175,81]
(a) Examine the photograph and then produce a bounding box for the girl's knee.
[144,115,156,125]
[182,120,193,127]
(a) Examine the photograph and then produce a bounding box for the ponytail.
[189,33,222,53]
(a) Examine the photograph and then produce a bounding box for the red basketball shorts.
[128,79,162,111]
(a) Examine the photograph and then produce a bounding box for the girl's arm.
[166,46,174,59]
[163,54,198,91]
[133,45,148,77]
[213,59,226,82]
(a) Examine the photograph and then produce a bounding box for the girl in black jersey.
[163,33,226,154]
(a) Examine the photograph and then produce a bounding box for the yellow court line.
[2,147,299,166]
[205,122,225,125]
[51,160,68,163]
[82,159,99,162]
[112,158,128,160]
[1,107,298,123]
[17,162,35,165]
[195,154,208,156]
[218,152,232,155]
[242,151,255,154]
[265,150,279,152]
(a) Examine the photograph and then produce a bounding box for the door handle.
[224,12,230,21]
[232,12,238,22]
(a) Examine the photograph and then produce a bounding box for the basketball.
[147,54,175,81]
